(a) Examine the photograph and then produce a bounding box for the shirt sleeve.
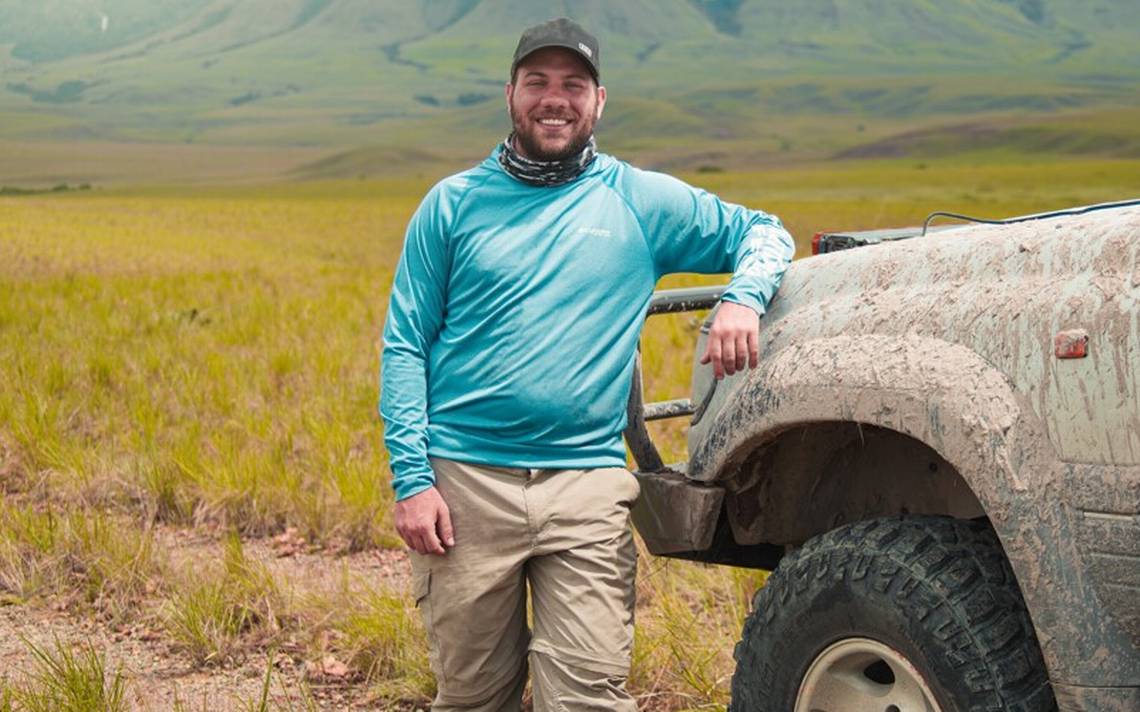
[629,168,795,315]
[379,183,453,501]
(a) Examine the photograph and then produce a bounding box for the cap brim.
[512,43,599,80]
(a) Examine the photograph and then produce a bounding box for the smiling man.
[381,17,794,711]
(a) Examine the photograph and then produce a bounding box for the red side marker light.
[1054,329,1089,359]
[812,232,823,256]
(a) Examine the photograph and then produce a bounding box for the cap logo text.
[578,42,593,58]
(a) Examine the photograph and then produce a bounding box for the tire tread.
[730,516,1056,712]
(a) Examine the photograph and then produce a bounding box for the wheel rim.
[794,637,943,712]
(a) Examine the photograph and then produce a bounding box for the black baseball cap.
[511,17,600,81]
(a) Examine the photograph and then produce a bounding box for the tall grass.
[162,532,289,665]
[631,546,768,709]
[0,503,164,615]
[0,637,127,712]
[335,586,435,701]
[0,187,401,548]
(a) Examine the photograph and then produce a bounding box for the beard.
[509,104,597,162]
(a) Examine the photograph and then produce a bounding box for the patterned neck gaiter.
[497,133,597,187]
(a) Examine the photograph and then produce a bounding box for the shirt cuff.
[719,291,766,318]
[393,471,436,502]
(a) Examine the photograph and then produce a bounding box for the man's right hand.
[394,486,455,556]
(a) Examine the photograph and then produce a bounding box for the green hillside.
[1,0,1138,178]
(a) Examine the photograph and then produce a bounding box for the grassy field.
[0,156,1137,709]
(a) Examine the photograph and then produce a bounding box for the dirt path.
[157,525,413,599]
[0,528,418,711]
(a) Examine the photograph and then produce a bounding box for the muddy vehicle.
[626,202,1139,711]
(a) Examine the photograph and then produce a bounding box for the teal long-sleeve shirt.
[381,148,794,501]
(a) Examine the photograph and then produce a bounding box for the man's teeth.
[539,118,569,126]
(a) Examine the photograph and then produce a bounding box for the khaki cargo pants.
[409,457,640,711]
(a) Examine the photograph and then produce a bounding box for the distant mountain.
[1,0,1137,165]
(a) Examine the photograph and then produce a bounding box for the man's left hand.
[699,301,760,379]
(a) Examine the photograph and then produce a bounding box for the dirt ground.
[0,529,420,711]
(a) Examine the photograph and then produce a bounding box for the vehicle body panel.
[689,206,1140,467]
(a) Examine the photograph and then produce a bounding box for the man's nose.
[538,86,571,105]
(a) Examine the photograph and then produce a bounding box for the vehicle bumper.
[631,470,723,555]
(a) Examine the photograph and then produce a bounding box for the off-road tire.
[730,515,1056,711]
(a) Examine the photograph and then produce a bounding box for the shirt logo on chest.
[575,227,612,238]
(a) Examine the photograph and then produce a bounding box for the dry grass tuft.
[162,532,290,665]
[0,504,164,616]
[335,586,435,701]
[0,636,127,712]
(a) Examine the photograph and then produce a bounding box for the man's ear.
[595,85,607,121]
[505,81,514,117]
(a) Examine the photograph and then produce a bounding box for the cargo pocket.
[614,469,641,509]
[412,569,444,684]
[624,469,641,504]
[412,568,430,605]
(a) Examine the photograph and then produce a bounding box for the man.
[381,17,794,711]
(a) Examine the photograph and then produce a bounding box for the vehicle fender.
[688,333,1039,508]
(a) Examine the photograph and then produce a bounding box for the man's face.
[505,47,606,161]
